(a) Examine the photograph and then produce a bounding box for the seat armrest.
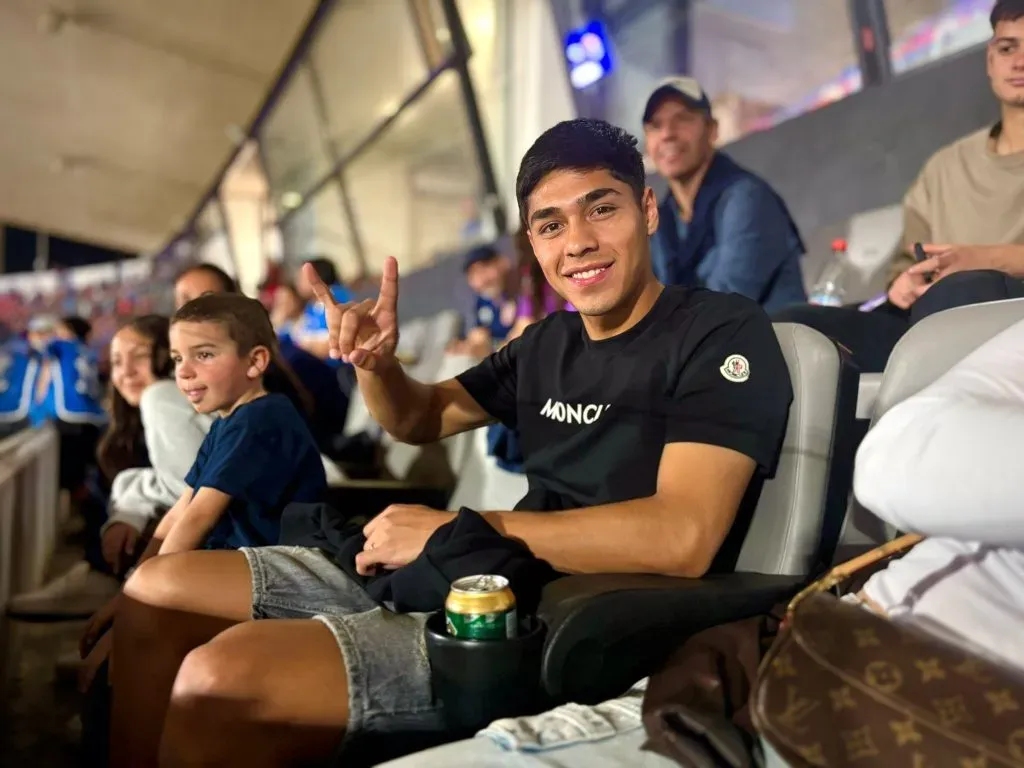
[538,572,805,704]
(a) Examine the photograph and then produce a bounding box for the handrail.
[0,424,61,621]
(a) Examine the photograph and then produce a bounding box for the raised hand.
[303,257,400,370]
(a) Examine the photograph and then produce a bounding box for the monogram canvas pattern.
[755,592,1024,767]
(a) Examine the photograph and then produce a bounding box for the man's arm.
[483,442,756,577]
[356,360,495,444]
[705,181,802,302]
[358,442,757,578]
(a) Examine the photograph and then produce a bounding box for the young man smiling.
[108,119,793,766]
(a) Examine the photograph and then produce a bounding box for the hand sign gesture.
[304,256,400,370]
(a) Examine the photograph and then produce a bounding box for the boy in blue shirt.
[163,293,326,553]
[79,294,325,685]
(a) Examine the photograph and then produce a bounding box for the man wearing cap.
[643,76,807,312]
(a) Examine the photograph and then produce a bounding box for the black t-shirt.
[456,286,792,570]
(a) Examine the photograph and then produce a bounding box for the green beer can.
[445,574,518,640]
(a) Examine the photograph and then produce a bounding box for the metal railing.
[0,425,61,614]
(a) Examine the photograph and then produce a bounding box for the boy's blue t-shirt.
[185,393,326,550]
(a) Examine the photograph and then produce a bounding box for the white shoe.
[6,561,118,619]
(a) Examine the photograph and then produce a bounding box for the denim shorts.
[239,545,443,740]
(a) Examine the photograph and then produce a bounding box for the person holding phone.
[773,0,1024,372]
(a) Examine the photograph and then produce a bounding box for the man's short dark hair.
[515,118,646,225]
[992,0,1024,28]
[306,257,339,286]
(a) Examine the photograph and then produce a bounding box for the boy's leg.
[160,618,350,766]
[159,546,445,765]
[111,550,253,768]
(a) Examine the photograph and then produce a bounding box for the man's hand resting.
[305,256,400,370]
[356,504,455,576]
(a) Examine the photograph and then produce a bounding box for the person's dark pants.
[771,270,1024,373]
[80,466,114,575]
[55,421,102,493]
[53,421,112,575]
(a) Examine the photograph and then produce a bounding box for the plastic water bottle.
[809,238,849,307]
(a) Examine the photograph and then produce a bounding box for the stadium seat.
[534,323,859,704]
[446,426,528,512]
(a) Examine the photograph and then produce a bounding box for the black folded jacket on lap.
[279,502,560,614]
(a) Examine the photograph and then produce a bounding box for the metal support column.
[848,0,893,87]
[440,0,507,235]
[306,60,369,273]
[670,0,692,76]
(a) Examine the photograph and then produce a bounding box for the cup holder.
[424,611,548,733]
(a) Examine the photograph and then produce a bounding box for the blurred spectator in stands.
[775,0,1024,372]
[506,227,576,343]
[449,242,518,357]
[270,282,305,343]
[173,263,238,309]
[293,257,353,363]
[644,76,807,312]
[256,260,284,310]
[0,314,107,482]
[58,315,93,345]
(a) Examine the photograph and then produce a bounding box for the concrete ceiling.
[0,0,318,254]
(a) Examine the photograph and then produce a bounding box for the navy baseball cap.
[642,76,713,123]
[462,243,501,272]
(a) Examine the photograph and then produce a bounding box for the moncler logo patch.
[720,354,750,383]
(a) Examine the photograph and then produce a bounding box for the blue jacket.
[0,339,107,428]
[650,152,807,313]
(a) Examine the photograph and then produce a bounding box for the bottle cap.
[831,238,848,251]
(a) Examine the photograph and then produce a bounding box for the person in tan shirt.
[775,0,1024,372]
